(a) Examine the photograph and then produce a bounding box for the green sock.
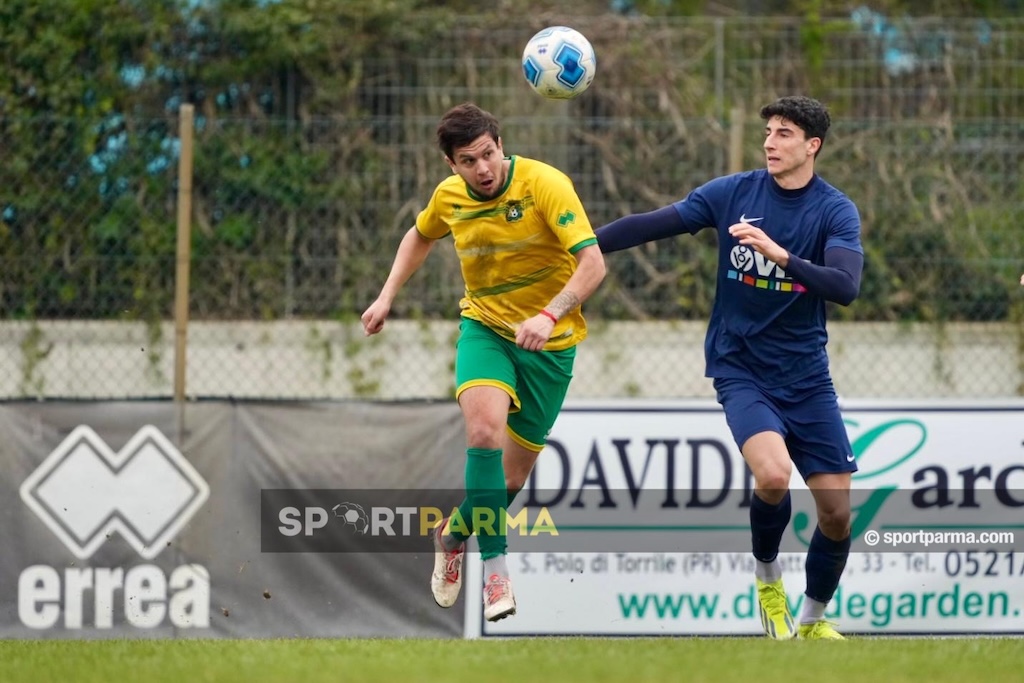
[445,485,523,550]
[450,447,506,560]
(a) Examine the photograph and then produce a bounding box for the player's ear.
[807,136,822,157]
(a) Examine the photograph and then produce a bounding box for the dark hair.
[760,96,831,155]
[436,103,501,160]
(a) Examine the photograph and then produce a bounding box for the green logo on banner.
[793,419,927,546]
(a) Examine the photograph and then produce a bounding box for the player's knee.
[464,422,505,450]
[754,465,792,498]
[817,508,851,539]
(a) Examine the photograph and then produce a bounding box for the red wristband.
[539,309,558,324]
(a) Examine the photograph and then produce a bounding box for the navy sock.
[749,491,791,563]
[804,525,851,603]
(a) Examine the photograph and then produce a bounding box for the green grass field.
[0,637,1020,683]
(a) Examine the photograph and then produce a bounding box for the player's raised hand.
[728,223,789,267]
[361,298,391,336]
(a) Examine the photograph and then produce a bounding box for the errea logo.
[18,425,211,630]
[20,425,209,559]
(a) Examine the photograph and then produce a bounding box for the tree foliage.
[1,1,1021,326]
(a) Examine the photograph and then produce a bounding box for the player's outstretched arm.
[361,227,436,336]
[595,205,687,253]
[515,244,606,352]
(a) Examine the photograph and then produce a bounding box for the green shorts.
[455,317,576,452]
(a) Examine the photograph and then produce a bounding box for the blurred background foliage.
[1,0,1022,328]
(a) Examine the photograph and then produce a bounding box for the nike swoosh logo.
[846,454,856,462]
[739,214,764,224]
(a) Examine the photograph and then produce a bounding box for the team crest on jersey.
[504,200,524,223]
[452,204,463,218]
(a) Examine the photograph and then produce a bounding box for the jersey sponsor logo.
[727,246,806,293]
[729,245,755,272]
[739,213,764,224]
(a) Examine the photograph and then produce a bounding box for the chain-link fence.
[2,15,1023,400]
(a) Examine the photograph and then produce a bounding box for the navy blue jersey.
[672,169,862,388]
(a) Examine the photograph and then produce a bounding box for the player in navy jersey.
[596,96,863,640]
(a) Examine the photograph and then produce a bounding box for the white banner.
[465,400,1024,637]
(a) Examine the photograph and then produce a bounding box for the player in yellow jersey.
[361,103,606,621]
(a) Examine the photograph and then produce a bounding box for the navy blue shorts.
[713,375,856,480]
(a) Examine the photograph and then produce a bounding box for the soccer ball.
[521,26,597,100]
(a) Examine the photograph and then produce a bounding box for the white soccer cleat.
[430,519,464,608]
[483,573,517,622]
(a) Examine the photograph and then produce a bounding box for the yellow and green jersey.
[416,155,597,350]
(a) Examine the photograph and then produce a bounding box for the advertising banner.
[0,401,466,639]
[467,401,1024,637]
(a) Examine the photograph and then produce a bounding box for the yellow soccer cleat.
[798,620,846,640]
[756,578,796,640]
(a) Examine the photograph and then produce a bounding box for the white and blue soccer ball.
[521,26,597,100]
